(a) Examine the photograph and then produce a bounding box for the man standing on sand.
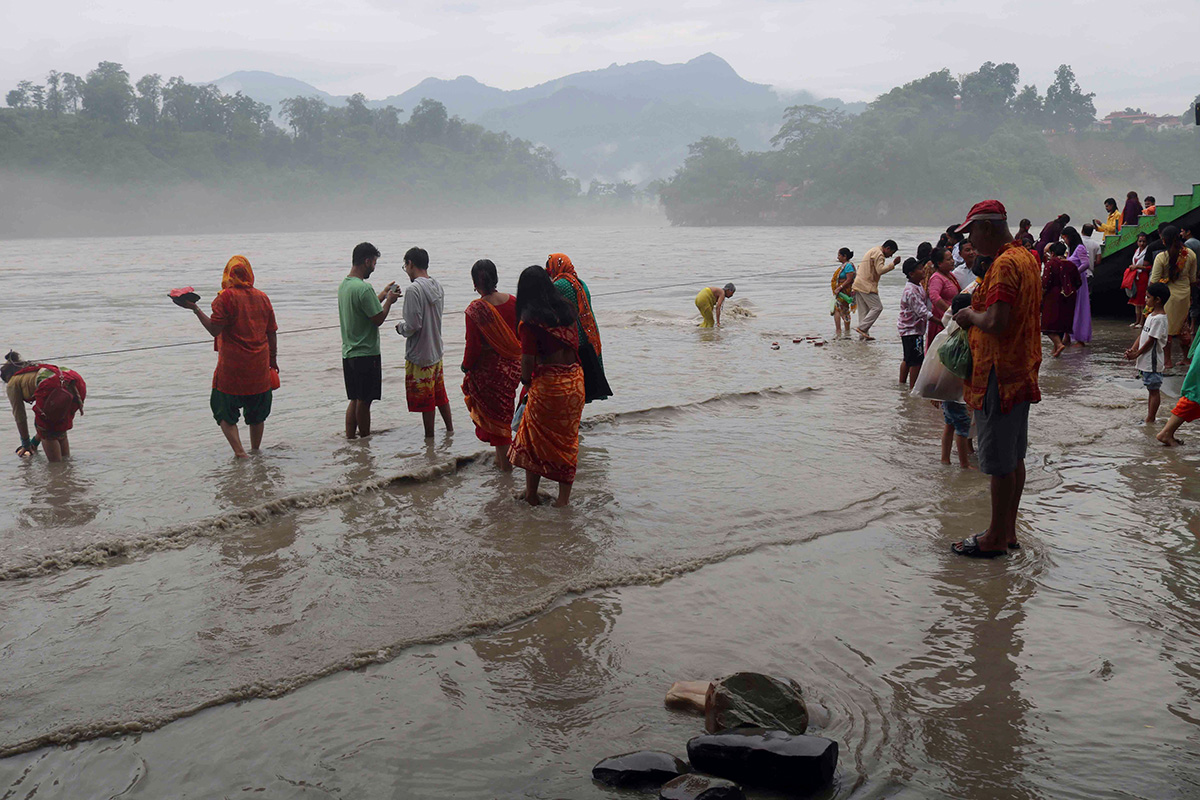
[395,246,453,438]
[852,239,901,340]
[339,242,401,439]
[951,200,1042,558]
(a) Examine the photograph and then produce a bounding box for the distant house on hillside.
[1097,111,1184,132]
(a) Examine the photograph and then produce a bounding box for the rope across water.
[38,263,836,362]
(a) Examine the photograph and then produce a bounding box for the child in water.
[896,258,931,389]
[1126,283,1170,424]
[940,293,974,468]
[830,248,856,339]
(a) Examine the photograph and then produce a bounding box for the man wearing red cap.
[950,200,1042,558]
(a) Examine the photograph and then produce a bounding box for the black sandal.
[951,534,1007,559]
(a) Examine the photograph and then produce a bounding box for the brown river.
[1,226,1198,799]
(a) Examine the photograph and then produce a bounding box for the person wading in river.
[695,283,736,328]
[462,258,520,469]
[396,246,453,439]
[339,242,401,439]
[182,255,279,458]
[951,200,1042,558]
[852,239,901,340]
[3,351,86,462]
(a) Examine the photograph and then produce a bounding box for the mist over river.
[1,225,1198,798]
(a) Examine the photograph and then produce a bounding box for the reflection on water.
[16,461,100,530]
[472,596,618,746]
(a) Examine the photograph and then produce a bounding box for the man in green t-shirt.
[339,242,400,438]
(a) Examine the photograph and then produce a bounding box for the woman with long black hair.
[507,266,587,507]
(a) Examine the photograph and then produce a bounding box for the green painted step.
[1099,182,1200,260]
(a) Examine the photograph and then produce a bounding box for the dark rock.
[592,750,690,789]
[659,773,746,800]
[705,672,808,735]
[687,727,837,794]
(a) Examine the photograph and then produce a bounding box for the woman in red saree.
[462,259,521,469]
[508,265,586,507]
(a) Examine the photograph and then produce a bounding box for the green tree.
[771,104,846,151]
[61,73,82,112]
[45,70,64,116]
[30,84,46,113]
[345,92,373,127]
[408,98,449,142]
[1012,84,1044,127]
[5,81,29,109]
[1044,64,1095,132]
[81,61,135,125]
[279,95,327,140]
[871,69,959,115]
[135,73,162,129]
[959,61,1019,126]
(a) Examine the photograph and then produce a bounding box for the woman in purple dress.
[1063,226,1092,346]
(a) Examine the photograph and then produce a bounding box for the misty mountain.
[210,70,340,113]
[211,54,864,184]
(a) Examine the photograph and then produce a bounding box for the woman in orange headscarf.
[179,255,279,458]
[461,259,522,469]
[546,252,612,403]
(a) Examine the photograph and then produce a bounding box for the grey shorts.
[975,370,1029,476]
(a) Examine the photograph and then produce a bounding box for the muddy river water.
[1,225,1197,798]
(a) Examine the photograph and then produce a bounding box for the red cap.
[955,200,1007,233]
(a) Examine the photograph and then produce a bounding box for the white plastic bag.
[911,327,965,403]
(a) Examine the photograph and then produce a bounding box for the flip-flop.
[951,534,1007,559]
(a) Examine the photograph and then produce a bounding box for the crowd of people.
[820,194,1200,556]
[6,189,1200,536]
[2,246,614,508]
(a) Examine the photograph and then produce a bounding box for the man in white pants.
[852,238,901,340]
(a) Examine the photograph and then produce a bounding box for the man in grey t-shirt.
[395,246,453,438]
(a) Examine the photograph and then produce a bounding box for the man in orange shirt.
[951,201,1042,558]
[183,255,279,458]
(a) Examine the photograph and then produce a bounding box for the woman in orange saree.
[461,259,521,469]
[508,265,586,507]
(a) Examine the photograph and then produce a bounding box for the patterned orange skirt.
[508,363,585,483]
[463,350,521,446]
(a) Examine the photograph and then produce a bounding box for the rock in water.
[666,680,714,713]
[592,751,690,789]
[687,728,837,794]
[660,773,746,800]
[704,672,808,735]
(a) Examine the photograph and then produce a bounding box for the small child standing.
[940,292,974,468]
[897,257,932,389]
[1126,282,1170,424]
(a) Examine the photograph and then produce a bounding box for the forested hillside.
[0,62,587,236]
[658,63,1200,226]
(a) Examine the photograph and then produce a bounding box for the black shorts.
[343,355,382,402]
[901,334,925,367]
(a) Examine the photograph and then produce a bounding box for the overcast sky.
[2,0,1195,114]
